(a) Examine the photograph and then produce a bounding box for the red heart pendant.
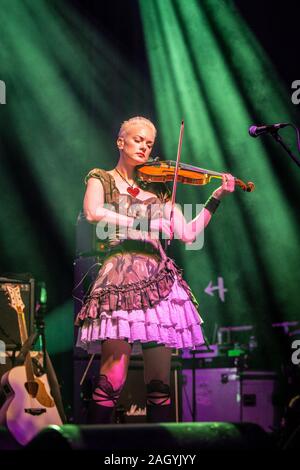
[127,187,140,197]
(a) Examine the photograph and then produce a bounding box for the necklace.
[114,168,140,197]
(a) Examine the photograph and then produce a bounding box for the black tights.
[87,339,172,424]
[146,379,172,423]
[87,376,172,424]
[87,374,123,424]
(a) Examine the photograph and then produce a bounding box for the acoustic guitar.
[0,284,62,445]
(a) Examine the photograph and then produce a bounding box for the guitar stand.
[15,306,67,424]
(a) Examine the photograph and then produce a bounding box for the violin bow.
[167,120,185,248]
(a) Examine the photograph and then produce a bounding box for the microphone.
[248,123,288,138]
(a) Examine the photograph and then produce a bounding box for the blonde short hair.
[118,116,157,139]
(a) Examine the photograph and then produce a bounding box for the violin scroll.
[235,179,255,192]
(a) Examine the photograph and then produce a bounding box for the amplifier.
[181,367,280,432]
[0,278,35,350]
[76,211,110,257]
[114,360,181,424]
[73,358,181,424]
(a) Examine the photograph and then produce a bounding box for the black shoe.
[87,400,114,424]
[146,404,172,423]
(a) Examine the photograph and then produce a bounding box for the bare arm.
[83,178,169,244]
[83,178,135,228]
[163,201,211,244]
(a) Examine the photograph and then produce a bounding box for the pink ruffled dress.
[75,169,205,353]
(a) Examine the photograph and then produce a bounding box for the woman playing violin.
[75,116,235,424]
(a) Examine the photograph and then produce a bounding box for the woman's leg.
[87,339,132,424]
[142,345,173,423]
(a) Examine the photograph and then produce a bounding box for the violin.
[136,158,255,192]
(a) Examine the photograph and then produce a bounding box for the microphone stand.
[35,301,47,372]
[271,129,300,168]
[34,283,67,423]
[190,334,213,422]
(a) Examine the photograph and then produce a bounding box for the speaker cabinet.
[73,358,181,424]
[181,367,280,432]
[0,279,35,350]
[241,371,281,432]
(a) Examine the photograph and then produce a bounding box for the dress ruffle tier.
[75,257,205,353]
